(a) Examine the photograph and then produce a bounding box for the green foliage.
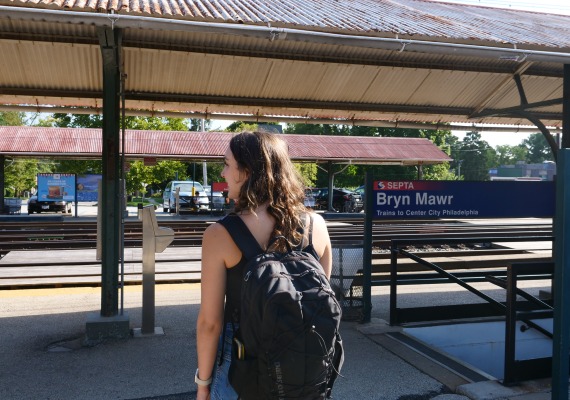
[452,131,494,181]
[4,159,53,197]
[522,133,554,164]
[294,163,318,187]
[188,118,211,131]
[0,111,25,126]
[57,160,102,174]
[125,161,156,194]
[493,144,527,166]
[225,121,259,132]
[50,113,103,128]
[485,133,554,172]
[422,163,458,181]
[124,116,189,131]
[48,113,198,131]
[205,161,225,186]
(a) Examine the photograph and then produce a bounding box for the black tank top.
[220,214,319,324]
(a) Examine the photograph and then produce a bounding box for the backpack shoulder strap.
[297,213,314,250]
[218,214,264,260]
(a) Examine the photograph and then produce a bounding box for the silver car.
[162,181,210,213]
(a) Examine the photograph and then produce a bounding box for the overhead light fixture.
[499,53,528,62]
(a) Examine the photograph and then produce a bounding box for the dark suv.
[315,188,363,212]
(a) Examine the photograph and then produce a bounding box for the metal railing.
[503,261,554,385]
[388,236,555,385]
[388,236,554,325]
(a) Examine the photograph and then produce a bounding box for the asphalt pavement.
[0,280,555,400]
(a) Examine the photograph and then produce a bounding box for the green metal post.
[98,27,122,317]
[0,154,4,213]
[362,170,373,323]
[327,161,334,211]
[552,64,570,400]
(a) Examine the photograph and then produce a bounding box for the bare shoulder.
[202,221,233,246]
[309,212,328,231]
[307,212,330,245]
[306,212,332,276]
[202,220,242,268]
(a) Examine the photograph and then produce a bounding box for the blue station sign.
[372,180,555,219]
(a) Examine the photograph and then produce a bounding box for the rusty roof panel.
[4,0,570,49]
[0,127,451,164]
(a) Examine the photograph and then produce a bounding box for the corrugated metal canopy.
[0,126,452,165]
[0,0,568,130]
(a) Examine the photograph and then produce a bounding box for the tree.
[0,111,25,126]
[453,131,494,181]
[422,162,458,181]
[125,161,158,195]
[49,113,102,128]
[4,159,53,197]
[493,144,527,166]
[2,112,40,197]
[522,133,554,164]
[225,121,259,132]
[188,118,211,131]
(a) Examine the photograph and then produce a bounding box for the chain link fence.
[330,240,364,321]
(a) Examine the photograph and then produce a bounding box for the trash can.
[330,240,364,321]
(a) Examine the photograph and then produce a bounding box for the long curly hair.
[229,131,308,250]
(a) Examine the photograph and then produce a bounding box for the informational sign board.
[211,182,228,192]
[37,173,76,202]
[372,180,555,219]
[76,174,102,202]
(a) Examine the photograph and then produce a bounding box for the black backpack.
[219,214,344,400]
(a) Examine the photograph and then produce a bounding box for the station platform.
[0,277,557,400]
[0,207,559,398]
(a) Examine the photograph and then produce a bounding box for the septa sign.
[372,180,554,219]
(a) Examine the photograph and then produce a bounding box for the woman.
[195,131,333,400]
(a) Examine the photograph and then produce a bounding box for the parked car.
[162,181,210,213]
[315,188,363,212]
[27,196,72,214]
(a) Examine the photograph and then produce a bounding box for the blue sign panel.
[76,174,102,202]
[37,173,76,202]
[372,180,555,219]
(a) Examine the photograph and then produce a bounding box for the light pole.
[457,160,463,178]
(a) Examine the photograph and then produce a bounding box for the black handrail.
[389,235,554,325]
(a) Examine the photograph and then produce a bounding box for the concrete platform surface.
[0,282,559,400]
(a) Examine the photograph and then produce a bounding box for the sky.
[213,0,569,149]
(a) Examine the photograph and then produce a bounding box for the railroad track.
[0,218,553,250]
[0,217,553,289]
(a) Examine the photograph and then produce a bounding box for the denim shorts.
[210,323,239,400]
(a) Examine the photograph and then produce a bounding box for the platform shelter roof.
[0,126,451,166]
[0,0,568,133]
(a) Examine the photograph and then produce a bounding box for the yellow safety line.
[0,283,200,298]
